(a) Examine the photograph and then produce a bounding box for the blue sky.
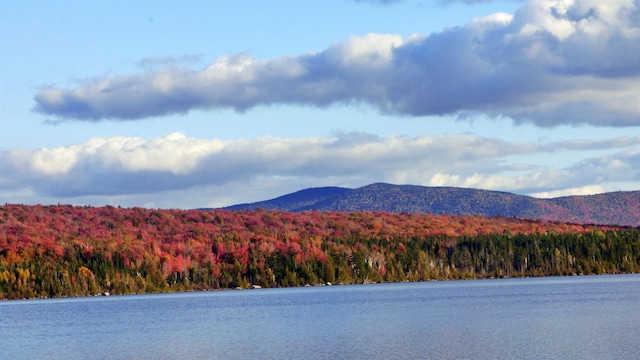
[1,0,639,209]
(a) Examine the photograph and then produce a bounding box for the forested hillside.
[225,183,640,227]
[1,204,638,300]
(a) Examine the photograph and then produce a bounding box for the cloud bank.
[33,0,640,127]
[2,132,638,207]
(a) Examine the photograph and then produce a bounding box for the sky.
[1,0,639,209]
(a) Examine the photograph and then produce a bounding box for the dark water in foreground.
[1,274,639,359]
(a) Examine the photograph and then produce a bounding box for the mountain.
[225,186,351,212]
[222,183,640,227]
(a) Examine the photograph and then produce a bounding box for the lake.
[1,274,639,359]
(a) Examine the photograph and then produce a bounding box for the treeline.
[0,204,638,299]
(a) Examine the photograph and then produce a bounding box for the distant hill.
[226,186,351,212]
[223,183,640,227]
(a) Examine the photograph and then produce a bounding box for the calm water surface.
[1,274,639,359]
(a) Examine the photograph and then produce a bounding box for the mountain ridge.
[222,183,640,227]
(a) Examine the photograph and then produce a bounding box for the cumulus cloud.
[1,132,638,207]
[33,0,640,127]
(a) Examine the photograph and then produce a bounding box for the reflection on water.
[2,274,639,359]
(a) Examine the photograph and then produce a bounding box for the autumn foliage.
[0,204,638,299]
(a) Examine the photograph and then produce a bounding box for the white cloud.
[325,33,405,68]
[1,132,638,207]
[33,0,640,127]
[531,185,607,198]
[469,12,514,31]
[513,0,576,40]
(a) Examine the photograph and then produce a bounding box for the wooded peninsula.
[1,204,638,300]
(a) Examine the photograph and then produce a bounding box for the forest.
[1,204,638,300]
